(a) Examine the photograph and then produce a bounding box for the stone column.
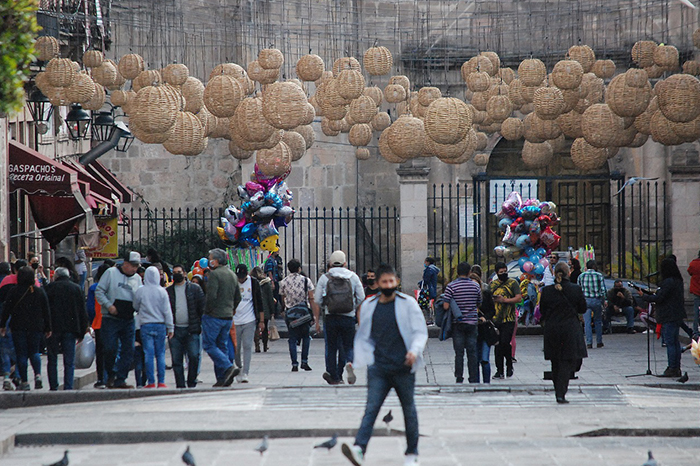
[0,117,8,261]
[396,160,430,296]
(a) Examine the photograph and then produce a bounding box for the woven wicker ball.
[301,104,315,125]
[336,70,365,101]
[82,50,104,68]
[534,87,566,120]
[348,123,373,146]
[46,58,76,87]
[181,77,205,113]
[231,125,282,150]
[552,60,584,90]
[471,92,488,111]
[163,111,205,156]
[389,75,411,93]
[105,60,126,91]
[522,113,546,142]
[332,57,361,77]
[570,137,608,170]
[91,61,118,88]
[349,95,378,124]
[162,63,189,86]
[480,52,500,74]
[132,69,162,92]
[228,140,254,160]
[121,90,138,114]
[500,117,524,140]
[632,41,657,68]
[321,117,340,136]
[568,45,596,73]
[592,59,615,79]
[644,65,664,79]
[45,86,67,107]
[315,79,346,109]
[561,88,580,113]
[473,151,489,166]
[653,45,679,68]
[362,86,383,107]
[65,72,95,104]
[341,117,354,133]
[281,131,307,161]
[410,100,428,120]
[581,103,624,147]
[292,124,315,149]
[110,89,130,107]
[650,111,683,145]
[35,36,60,61]
[633,96,658,135]
[363,46,393,76]
[322,104,349,121]
[556,110,583,139]
[130,118,174,144]
[522,141,554,169]
[508,79,527,107]
[384,84,407,103]
[378,129,407,163]
[627,132,649,148]
[132,84,179,133]
[118,54,145,80]
[580,73,604,99]
[309,95,322,116]
[656,74,700,122]
[296,54,325,82]
[683,61,700,76]
[424,97,472,144]
[257,141,292,177]
[605,73,652,118]
[418,87,442,107]
[355,147,371,160]
[473,55,495,76]
[205,116,228,139]
[624,68,649,89]
[532,113,562,140]
[425,133,472,161]
[612,123,638,147]
[315,70,334,87]
[371,112,392,132]
[467,72,491,93]
[204,75,243,118]
[548,134,566,153]
[259,48,284,70]
[472,131,487,151]
[518,59,547,87]
[247,60,279,84]
[82,83,106,111]
[196,107,214,137]
[498,67,515,85]
[521,84,541,104]
[209,63,246,81]
[470,108,487,125]
[486,95,513,123]
[261,81,309,129]
[230,97,277,142]
[386,115,426,158]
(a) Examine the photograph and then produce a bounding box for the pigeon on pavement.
[383,410,393,433]
[314,433,338,451]
[677,372,689,383]
[181,445,196,466]
[255,435,269,456]
[642,450,658,466]
[45,451,69,466]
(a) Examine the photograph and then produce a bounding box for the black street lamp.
[26,87,53,134]
[65,104,91,140]
[91,110,116,141]
[115,123,134,152]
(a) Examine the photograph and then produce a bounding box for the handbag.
[285,276,313,329]
[479,320,500,346]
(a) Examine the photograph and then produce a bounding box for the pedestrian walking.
[27,253,48,287]
[134,266,174,388]
[490,262,522,379]
[279,259,315,371]
[251,267,274,353]
[166,264,205,388]
[313,250,365,385]
[363,269,380,298]
[0,261,16,391]
[542,253,559,287]
[45,267,89,391]
[95,251,143,389]
[471,265,496,383]
[687,250,700,337]
[442,262,482,384]
[87,262,113,388]
[342,264,427,466]
[0,266,52,391]
[202,248,241,387]
[577,260,607,349]
[640,258,686,378]
[233,264,264,383]
[539,262,588,404]
[418,257,440,324]
[74,248,88,293]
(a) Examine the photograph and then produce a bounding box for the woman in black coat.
[539,262,588,404]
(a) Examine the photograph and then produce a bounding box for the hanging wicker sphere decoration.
[568,45,596,73]
[105,60,126,91]
[549,134,566,153]
[130,118,174,144]
[301,104,315,125]
[518,59,547,87]
[653,45,679,69]
[470,91,487,111]
[91,61,118,87]
[643,64,663,79]
[522,141,554,169]
[418,87,442,107]
[196,107,214,137]
[389,75,411,93]
[355,147,371,160]
[624,68,649,89]
[363,46,393,76]
[332,57,361,76]
[531,113,562,140]
[498,67,515,84]
[132,69,162,92]
[257,141,292,177]
[556,110,583,139]
[65,72,95,104]
[296,54,325,82]
[118,53,145,80]
[230,97,277,143]
[486,95,513,123]
[650,111,683,145]
[467,71,491,93]
[634,96,657,135]
[605,73,652,118]
[519,84,540,104]
[163,111,205,156]
[592,59,616,79]
[247,60,279,84]
[384,84,407,103]
[508,79,526,107]
[258,48,284,70]
[534,87,566,120]
[261,81,309,129]
[231,125,282,150]
[45,87,67,107]
[35,36,60,61]
[321,117,340,136]
[209,116,231,139]
[480,52,501,74]
[612,123,638,147]
[424,97,472,144]
[204,75,244,118]
[229,140,254,160]
[371,112,392,132]
[581,103,624,147]
[82,50,104,68]
[362,86,384,107]
[552,60,584,90]
[340,117,354,133]
[132,84,179,133]
[632,41,657,68]
[500,117,524,140]
[386,115,426,159]
[571,137,608,170]
[82,83,106,111]
[348,123,373,146]
[322,103,349,121]
[181,77,205,113]
[561,88,581,113]
[683,61,700,76]
[336,70,365,101]
[163,63,189,86]
[656,74,700,123]
[378,129,407,163]
[473,131,488,151]
[315,70,334,87]
[669,117,700,142]
[626,132,648,148]
[281,130,307,161]
[292,124,315,149]
[46,58,76,87]
[209,63,247,81]
[349,95,378,124]
[395,101,409,116]
[471,55,495,76]
[426,136,471,162]
[523,113,544,143]
[110,89,130,107]
[473,152,490,167]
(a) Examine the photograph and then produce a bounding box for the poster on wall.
[87,217,118,259]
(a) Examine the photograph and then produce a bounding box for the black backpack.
[323,274,354,314]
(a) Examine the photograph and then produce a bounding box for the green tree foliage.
[0,0,39,116]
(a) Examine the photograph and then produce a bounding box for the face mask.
[366,278,375,285]
[380,287,396,297]
[497,273,509,282]
[31,263,39,270]
[173,273,185,283]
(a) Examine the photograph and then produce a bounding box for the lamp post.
[115,124,134,152]
[26,88,53,136]
[91,110,116,141]
[65,104,91,140]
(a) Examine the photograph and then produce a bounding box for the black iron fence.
[119,206,400,281]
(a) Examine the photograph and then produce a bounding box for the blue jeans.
[661,320,681,370]
[604,305,635,330]
[0,331,16,376]
[693,295,700,336]
[201,315,234,382]
[288,324,310,366]
[584,298,604,345]
[101,316,135,385]
[141,323,167,385]
[78,271,87,293]
[324,315,355,382]
[477,337,491,383]
[47,332,77,390]
[12,330,43,383]
[452,323,478,382]
[355,365,418,455]
[169,327,201,388]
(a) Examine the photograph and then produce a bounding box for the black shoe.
[323,372,339,385]
[626,328,637,334]
[223,365,240,387]
[586,344,593,349]
[556,397,569,404]
[512,357,517,363]
[111,382,134,389]
[93,381,106,389]
[597,342,604,348]
[493,372,504,379]
[291,365,299,372]
[660,367,682,378]
[456,377,464,384]
[34,378,43,390]
[506,368,514,378]
[301,363,312,371]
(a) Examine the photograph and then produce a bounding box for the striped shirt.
[444,277,482,324]
[577,270,607,299]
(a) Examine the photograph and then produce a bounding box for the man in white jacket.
[342,264,428,466]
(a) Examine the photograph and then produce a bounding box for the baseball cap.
[329,250,346,267]
[235,263,248,277]
[127,251,141,265]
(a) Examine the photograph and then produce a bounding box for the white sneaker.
[404,454,419,466]
[345,363,356,385]
[341,443,364,466]
[240,374,249,383]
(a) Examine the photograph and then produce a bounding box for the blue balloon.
[529,254,541,264]
[524,247,536,258]
[199,258,209,269]
[518,256,529,268]
[533,263,545,275]
[535,247,547,257]
[515,234,532,250]
[241,223,257,238]
[498,218,512,232]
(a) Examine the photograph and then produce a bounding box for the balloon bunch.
[493,192,561,275]
[187,257,209,280]
[217,165,295,251]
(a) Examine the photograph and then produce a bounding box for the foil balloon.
[258,221,280,252]
[245,181,265,195]
[241,222,257,239]
[224,205,242,224]
[264,192,284,209]
[277,205,294,218]
[498,217,512,232]
[255,206,278,220]
[237,186,250,201]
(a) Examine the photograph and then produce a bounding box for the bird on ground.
[612,177,659,197]
[255,435,269,456]
[383,410,393,433]
[44,451,69,466]
[314,433,338,451]
[677,372,689,383]
[642,450,658,466]
[181,445,196,466]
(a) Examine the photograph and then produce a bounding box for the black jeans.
[94,328,106,384]
[550,358,577,400]
[452,323,478,382]
[495,321,515,374]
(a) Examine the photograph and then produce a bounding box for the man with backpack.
[313,250,365,385]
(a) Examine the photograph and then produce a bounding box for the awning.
[63,160,116,216]
[85,161,133,203]
[26,189,91,249]
[8,140,79,195]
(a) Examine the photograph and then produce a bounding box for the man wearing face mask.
[166,265,205,388]
[363,269,380,298]
[489,262,522,379]
[343,264,428,466]
[27,253,48,287]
